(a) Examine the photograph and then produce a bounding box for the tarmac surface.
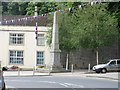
[3,70,120,81]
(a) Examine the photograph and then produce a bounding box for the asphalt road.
[4,75,119,89]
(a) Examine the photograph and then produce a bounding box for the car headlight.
[92,66,96,70]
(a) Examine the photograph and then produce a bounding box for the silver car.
[92,59,120,73]
[0,68,5,90]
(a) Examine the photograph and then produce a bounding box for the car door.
[107,60,117,71]
[116,60,120,71]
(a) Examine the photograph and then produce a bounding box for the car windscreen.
[100,60,110,64]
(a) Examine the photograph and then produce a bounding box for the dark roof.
[1,15,53,26]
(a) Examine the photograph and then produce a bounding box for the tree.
[2,2,82,16]
[18,2,28,15]
[108,2,120,58]
[56,2,83,70]
[26,2,57,16]
[108,2,120,28]
[57,3,118,65]
[2,2,28,15]
[2,2,8,15]
[71,3,118,64]
[7,2,19,15]
[2,2,56,15]
[58,12,76,70]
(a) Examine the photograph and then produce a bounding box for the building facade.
[0,25,51,69]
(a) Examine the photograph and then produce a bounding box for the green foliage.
[18,2,29,15]
[58,12,76,51]
[107,2,120,56]
[25,2,35,16]
[2,2,82,16]
[108,2,120,30]
[2,2,28,15]
[55,2,82,11]
[26,2,57,16]
[58,3,118,51]
[46,28,52,46]
[2,2,57,15]
[36,65,45,68]
[7,2,19,15]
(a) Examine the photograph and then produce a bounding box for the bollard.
[33,67,35,76]
[71,64,74,74]
[48,67,51,76]
[88,64,90,72]
[18,68,20,76]
[66,53,69,70]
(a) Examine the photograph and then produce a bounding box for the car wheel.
[96,70,100,73]
[101,68,107,73]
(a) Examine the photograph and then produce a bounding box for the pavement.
[3,70,120,81]
[52,70,120,81]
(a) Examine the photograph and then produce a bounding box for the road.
[4,75,119,89]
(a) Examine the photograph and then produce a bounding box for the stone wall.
[60,42,119,69]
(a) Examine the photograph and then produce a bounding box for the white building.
[0,25,51,69]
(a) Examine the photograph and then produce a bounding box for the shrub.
[10,66,19,69]
[37,65,45,68]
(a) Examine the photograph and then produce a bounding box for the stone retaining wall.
[60,42,119,69]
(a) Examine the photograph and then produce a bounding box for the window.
[117,60,120,64]
[37,52,44,65]
[9,33,24,45]
[109,61,116,65]
[9,50,23,64]
[37,34,45,46]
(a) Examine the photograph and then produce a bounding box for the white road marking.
[38,81,57,84]
[38,81,84,88]
[58,83,69,87]
[64,83,84,88]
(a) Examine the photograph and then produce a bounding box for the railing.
[3,67,51,76]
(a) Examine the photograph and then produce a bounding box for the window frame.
[9,33,24,45]
[36,51,45,65]
[9,50,24,65]
[37,34,45,46]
